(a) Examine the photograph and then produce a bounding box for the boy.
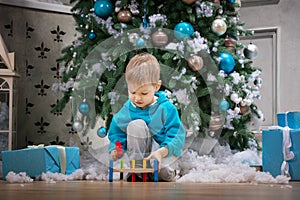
[108,53,186,181]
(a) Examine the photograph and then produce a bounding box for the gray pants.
[126,119,178,181]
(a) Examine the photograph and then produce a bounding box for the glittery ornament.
[151,29,168,47]
[117,10,132,23]
[188,55,204,71]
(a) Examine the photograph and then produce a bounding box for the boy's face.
[127,81,161,109]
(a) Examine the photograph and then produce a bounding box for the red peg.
[116,141,123,157]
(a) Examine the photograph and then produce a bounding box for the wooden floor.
[0,181,300,200]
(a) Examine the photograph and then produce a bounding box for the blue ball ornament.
[135,38,145,47]
[218,52,235,74]
[79,102,90,115]
[228,0,236,3]
[97,127,107,138]
[94,0,113,18]
[88,32,96,40]
[219,100,230,111]
[174,22,194,41]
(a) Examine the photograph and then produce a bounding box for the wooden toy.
[109,159,159,182]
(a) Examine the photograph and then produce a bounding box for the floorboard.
[0,181,299,200]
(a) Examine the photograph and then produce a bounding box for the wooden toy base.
[113,168,154,173]
[109,159,159,182]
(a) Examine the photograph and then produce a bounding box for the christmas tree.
[52,0,263,151]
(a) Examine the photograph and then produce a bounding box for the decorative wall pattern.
[0,4,82,149]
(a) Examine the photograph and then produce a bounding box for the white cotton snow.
[5,172,33,183]
[177,143,290,184]
[3,143,291,185]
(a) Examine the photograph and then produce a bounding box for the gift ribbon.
[268,125,294,177]
[27,144,67,174]
[53,145,67,174]
[27,144,45,148]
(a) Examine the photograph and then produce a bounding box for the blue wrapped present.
[1,146,80,179]
[262,128,300,180]
[277,111,300,129]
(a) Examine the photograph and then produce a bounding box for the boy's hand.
[110,141,123,161]
[110,150,118,161]
[145,147,168,172]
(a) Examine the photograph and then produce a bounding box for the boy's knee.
[127,119,150,138]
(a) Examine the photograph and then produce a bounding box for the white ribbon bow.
[268,125,294,177]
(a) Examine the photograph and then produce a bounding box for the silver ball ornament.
[73,120,83,132]
[244,43,258,59]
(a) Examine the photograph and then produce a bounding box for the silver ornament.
[73,120,83,132]
[244,43,258,59]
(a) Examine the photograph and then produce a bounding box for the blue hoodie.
[108,91,186,157]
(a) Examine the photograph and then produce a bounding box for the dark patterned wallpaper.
[0,5,83,149]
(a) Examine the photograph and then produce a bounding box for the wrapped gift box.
[262,129,300,180]
[2,146,80,180]
[277,111,300,129]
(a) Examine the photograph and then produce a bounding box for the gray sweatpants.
[125,119,179,181]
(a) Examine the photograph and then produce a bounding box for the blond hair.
[125,53,160,86]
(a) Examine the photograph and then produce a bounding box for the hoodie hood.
[126,91,169,113]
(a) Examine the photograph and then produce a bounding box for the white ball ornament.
[245,99,252,106]
[236,97,242,104]
[73,120,83,132]
[230,93,239,102]
[211,16,227,36]
[234,107,241,114]
[240,99,246,106]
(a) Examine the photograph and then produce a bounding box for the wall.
[0,4,79,149]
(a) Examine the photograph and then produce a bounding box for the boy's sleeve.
[160,105,186,157]
[108,117,127,153]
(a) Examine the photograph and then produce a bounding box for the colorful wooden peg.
[131,160,136,182]
[153,159,158,182]
[120,159,124,180]
[109,159,113,182]
[116,141,123,157]
[143,159,147,182]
